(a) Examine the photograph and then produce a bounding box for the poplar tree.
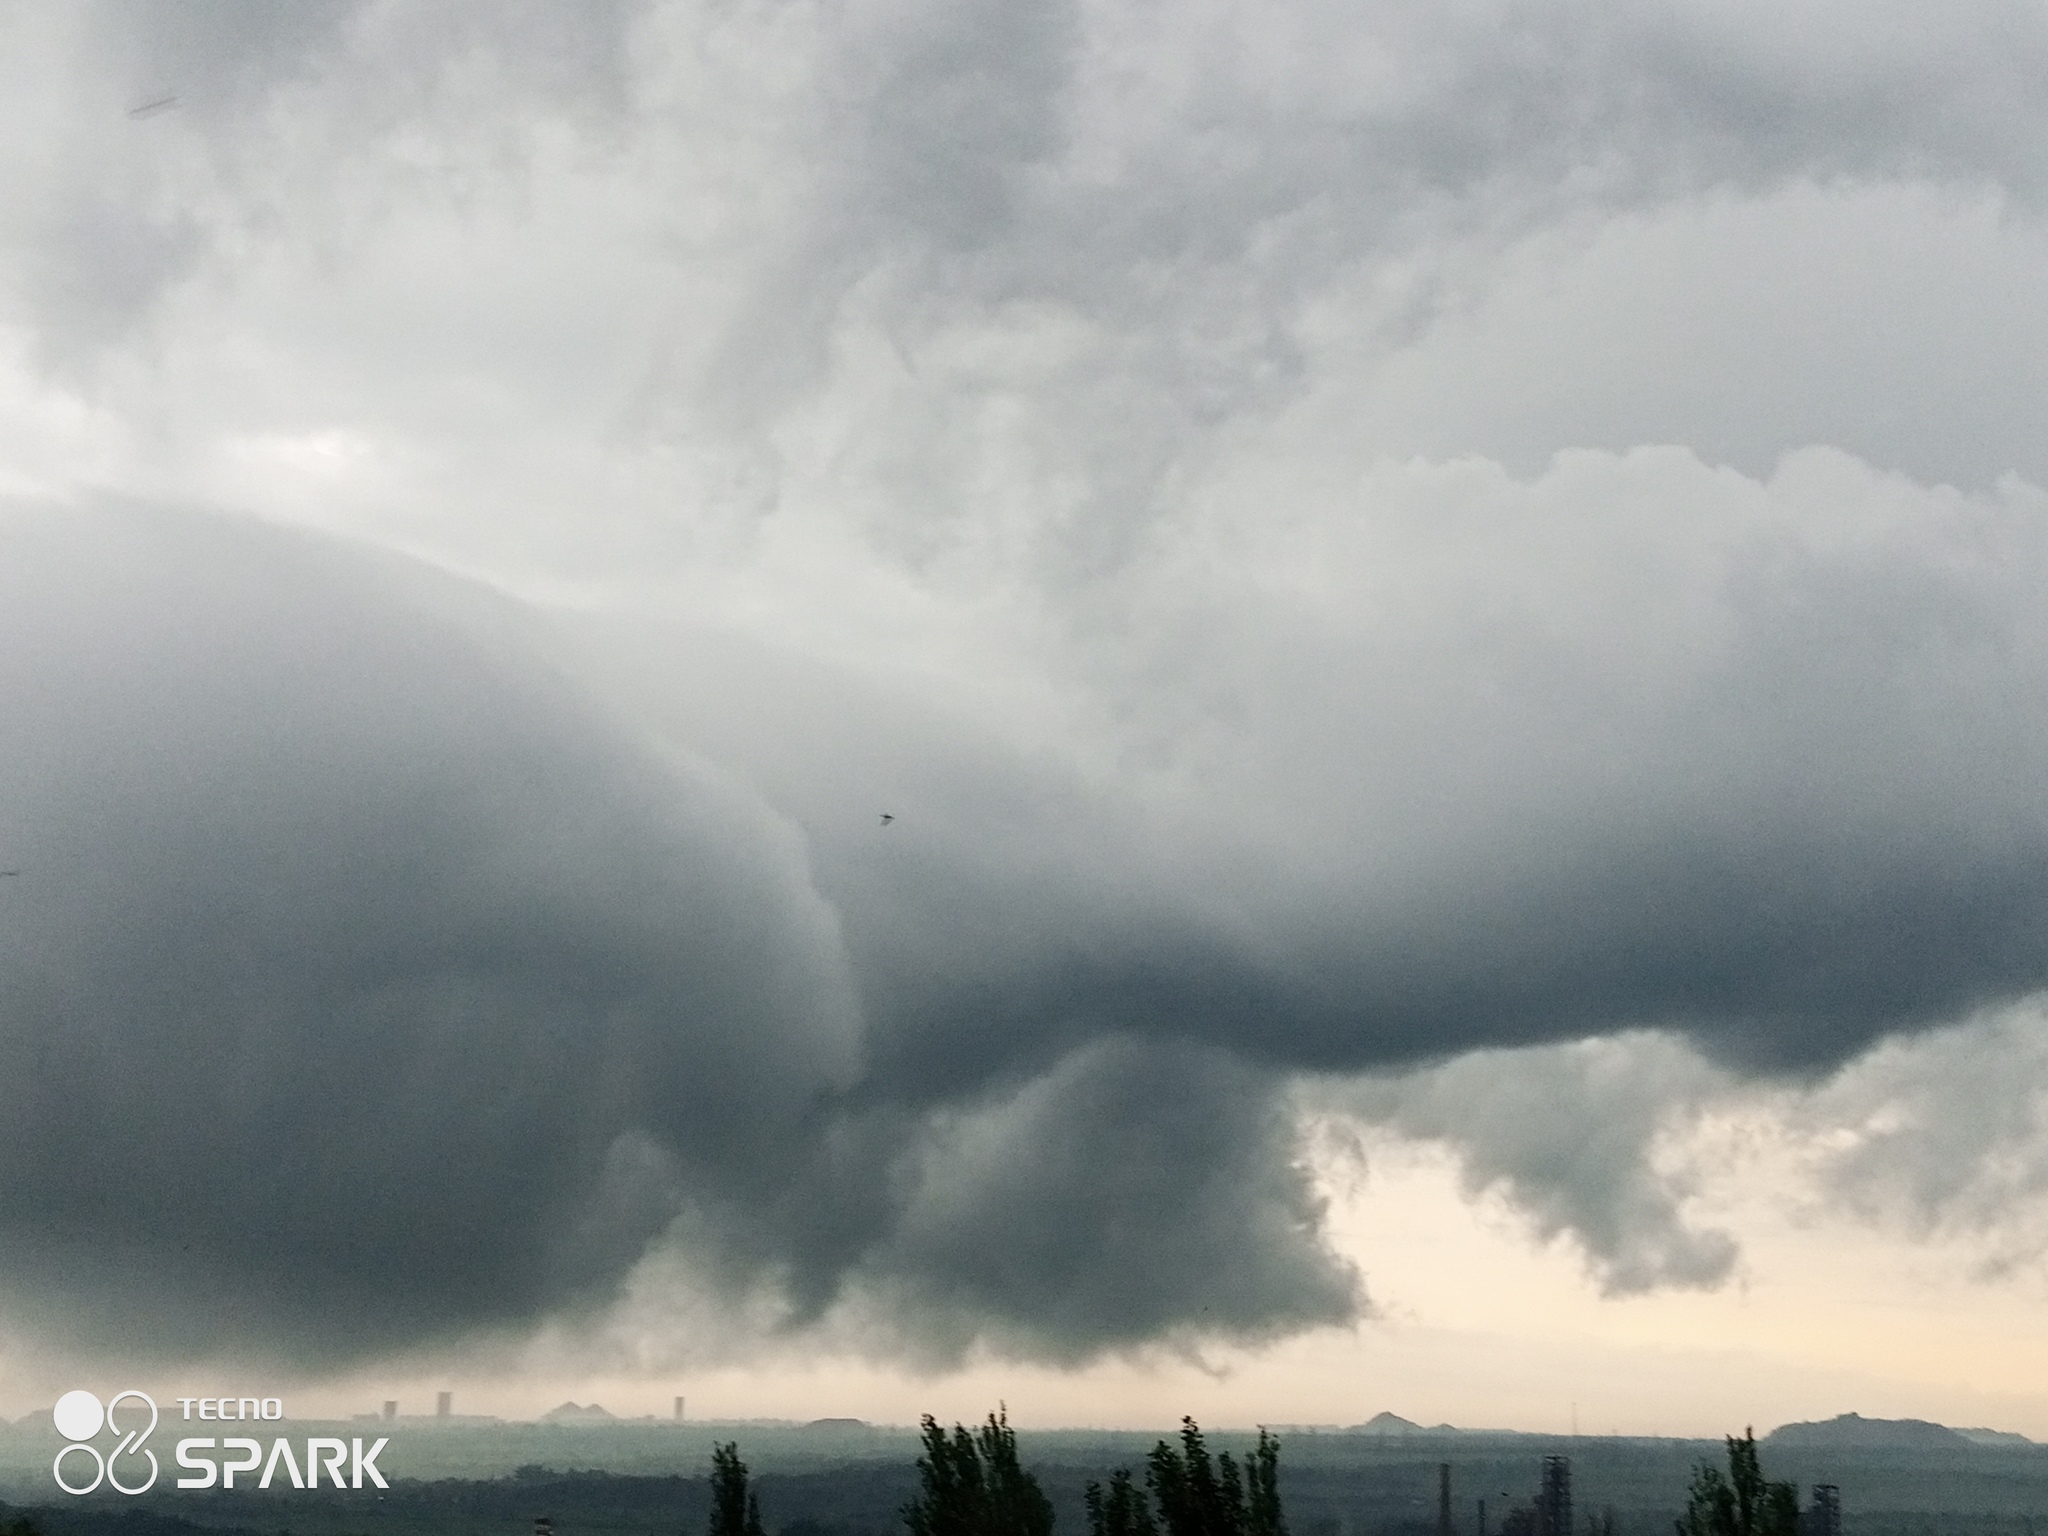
[1089,1418,1285,1536]
[1675,1429,1798,1536]
[904,1406,1054,1536]
[710,1442,766,1536]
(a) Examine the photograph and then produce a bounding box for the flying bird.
[128,94,179,119]
[879,813,895,825]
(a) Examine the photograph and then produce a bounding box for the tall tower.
[1439,1464,1454,1536]
[675,1395,687,1422]
[1538,1456,1572,1536]
[1807,1485,1841,1536]
[436,1390,453,1419]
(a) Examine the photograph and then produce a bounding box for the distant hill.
[1956,1427,2035,1448]
[541,1401,616,1423]
[1765,1414,1980,1450]
[1350,1412,1465,1437]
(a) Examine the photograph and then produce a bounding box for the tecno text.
[176,1397,284,1420]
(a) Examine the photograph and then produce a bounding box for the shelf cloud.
[5,0,2048,1371]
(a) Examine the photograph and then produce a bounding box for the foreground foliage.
[904,1406,1056,1536]
[1088,1418,1286,1536]
[1676,1429,1798,1536]
[709,1440,767,1536]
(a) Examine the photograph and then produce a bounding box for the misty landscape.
[6,1412,2048,1536]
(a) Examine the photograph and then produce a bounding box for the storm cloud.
[0,501,864,1360]
[5,0,2048,1371]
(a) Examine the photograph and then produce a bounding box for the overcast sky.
[4,0,2048,1436]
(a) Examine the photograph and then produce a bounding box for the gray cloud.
[1311,1036,1735,1295]
[847,1039,1357,1363]
[1795,1004,2048,1262]
[9,445,2048,1367]
[0,501,1367,1369]
[0,500,863,1361]
[5,0,2048,1371]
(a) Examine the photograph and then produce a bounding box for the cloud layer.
[4,0,2048,1370]
[0,501,863,1360]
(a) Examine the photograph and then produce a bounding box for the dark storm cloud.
[0,503,1360,1368]
[9,0,2048,1367]
[690,450,2048,1090]
[583,448,2048,1307]
[0,500,864,1361]
[837,1040,1356,1363]
[9,447,2048,1367]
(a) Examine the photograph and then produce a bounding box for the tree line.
[706,1410,1287,1536]
[706,1412,1818,1536]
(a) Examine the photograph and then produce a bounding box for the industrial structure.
[1537,1455,1572,1536]
[1806,1484,1842,1536]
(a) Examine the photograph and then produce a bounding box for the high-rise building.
[436,1390,453,1419]
[675,1395,686,1422]
[1806,1485,1842,1536]
[382,1400,397,1421]
[1439,1463,1454,1536]
[1537,1456,1572,1536]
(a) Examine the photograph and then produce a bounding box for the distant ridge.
[1350,1412,1464,1436]
[1765,1413,2028,1449]
[1958,1427,2036,1447]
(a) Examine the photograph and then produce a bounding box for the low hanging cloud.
[8,0,2048,1374]
[0,500,1364,1369]
[0,500,866,1362]
[1791,1003,2048,1266]
[9,435,2048,1367]
[1312,1036,1736,1296]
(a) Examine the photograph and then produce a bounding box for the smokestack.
[436,1390,453,1419]
[382,1400,397,1421]
[1439,1463,1453,1536]
[675,1396,686,1422]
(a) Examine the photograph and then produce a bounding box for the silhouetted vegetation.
[1086,1418,1285,1536]
[712,1441,768,1536]
[1085,1470,1155,1536]
[904,1407,1054,1536]
[1677,1430,1797,1536]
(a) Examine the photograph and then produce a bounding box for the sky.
[3,0,2048,1439]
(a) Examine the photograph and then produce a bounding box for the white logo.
[53,1389,159,1495]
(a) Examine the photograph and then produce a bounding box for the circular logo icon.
[51,1389,157,1496]
[54,1390,104,1442]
